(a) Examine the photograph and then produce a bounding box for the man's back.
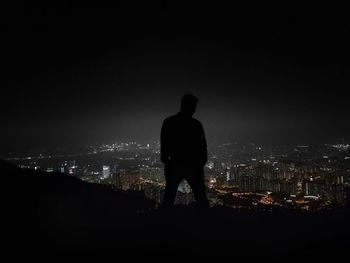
[160,94,209,208]
[161,112,207,166]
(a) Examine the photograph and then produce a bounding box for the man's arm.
[199,122,208,166]
[160,120,169,164]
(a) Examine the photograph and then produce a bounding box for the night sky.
[2,5,350,154]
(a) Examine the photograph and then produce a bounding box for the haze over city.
[2,5,350,156]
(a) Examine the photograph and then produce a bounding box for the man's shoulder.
[189,117,203,128]
[163,114,202,126]
[191,117,202,125]
[163,114,178,123]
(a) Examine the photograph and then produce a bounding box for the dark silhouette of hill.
[1,159,349,260]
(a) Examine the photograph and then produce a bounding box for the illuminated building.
[102,165,110,178]
[178,180,191,194]
[139,167,164,182]
[116,169,141,191]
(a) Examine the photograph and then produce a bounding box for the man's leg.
[186,166,209,208]
[162,162,182,207]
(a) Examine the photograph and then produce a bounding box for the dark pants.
[162,161,209,208]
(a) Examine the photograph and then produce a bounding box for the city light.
[5,140,349,211]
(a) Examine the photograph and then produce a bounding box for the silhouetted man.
[161,94,209,208]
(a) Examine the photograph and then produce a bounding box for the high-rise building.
[102,165,110,179]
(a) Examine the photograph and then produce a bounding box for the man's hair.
[181,94,199,109]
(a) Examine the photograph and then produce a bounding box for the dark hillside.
[1,160,349,260]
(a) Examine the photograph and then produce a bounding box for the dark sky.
[2,4,350,153]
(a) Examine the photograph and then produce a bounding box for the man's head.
[180,94,198,116]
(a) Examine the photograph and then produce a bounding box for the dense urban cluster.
[6,141,350,211]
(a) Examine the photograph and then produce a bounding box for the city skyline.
[5,139,350,210]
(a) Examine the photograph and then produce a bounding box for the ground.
[2,159,349,260]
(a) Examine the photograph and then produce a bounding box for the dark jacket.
[160,112,207,166]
